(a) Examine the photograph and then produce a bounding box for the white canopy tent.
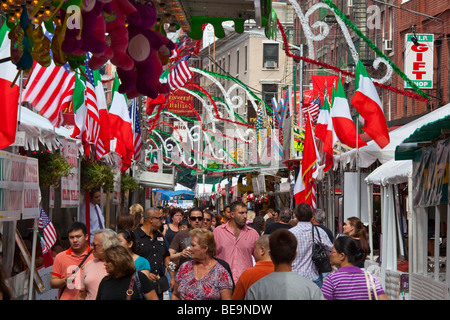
[18,106,76,151]
[334,103,450,169]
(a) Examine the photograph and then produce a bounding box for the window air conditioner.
[383,39,393,51]
[264,60,277,68]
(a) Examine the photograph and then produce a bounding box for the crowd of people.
[46,199,388,301]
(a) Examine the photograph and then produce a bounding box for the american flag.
[84,56,100,146]
[38,207,57,253]
[302,96,321,126]
[22,61,75,127]
[168,54,192,91]
[130,99,142,160]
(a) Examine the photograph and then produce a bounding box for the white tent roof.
[19,106,75,151]
[365,159,412,186]
[334,103,450,169]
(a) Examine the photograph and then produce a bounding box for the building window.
[262,83,278,108]
[236,49,240,75]
[263,43,279,68]
[244,45,248,72]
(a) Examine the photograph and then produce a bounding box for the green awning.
[395,114,450,160]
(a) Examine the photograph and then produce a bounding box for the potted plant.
[121,173,139,193]
[36,151,73,187]
[80,159,114,192]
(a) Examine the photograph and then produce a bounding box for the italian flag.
[315,94,331,142]
[109,74,134,170]
[331,78,367,149]
[71,72,90,155]
[0,23,20,150]
[294,113,317,207]
[351,59,390,149]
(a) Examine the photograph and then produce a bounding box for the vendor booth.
[335,103,450,300]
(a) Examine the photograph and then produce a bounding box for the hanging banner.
[166,90,196,118]
[0,151,40,221]
[22,156,40,219]
[404,34,434,89]
[61,138,80,208]
[413,138,449,207]
[111,152,122,205]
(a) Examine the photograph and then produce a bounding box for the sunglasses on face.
[189,216,204,221]
[151,216,164,220]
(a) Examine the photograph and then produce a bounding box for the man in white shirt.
[79,188,105,243]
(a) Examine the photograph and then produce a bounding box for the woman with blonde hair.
[171,228,233,300]
[129,204,144,229]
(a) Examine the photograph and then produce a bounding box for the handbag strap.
[312,225,322,243]
[126,274,136,300]
[59,249,92,299]
[134,271,145,300]
[364,271,378,300]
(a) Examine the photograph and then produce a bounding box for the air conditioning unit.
[264,60,277,69]
[383,39,393,51]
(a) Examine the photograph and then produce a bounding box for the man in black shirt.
[264,207,293,234]
[133,207,175,300]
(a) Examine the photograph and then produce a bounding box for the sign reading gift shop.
[404,34,434,89]
[0,151,40,221]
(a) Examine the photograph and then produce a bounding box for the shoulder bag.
[311,225,332,273]
[364,271,379,300]
[126,271,145,300]
[59,249,93,299]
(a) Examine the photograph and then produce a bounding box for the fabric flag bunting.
[94,69,111,160]
[322,90,337,173]
[130,98,142,161]
[71,55,100,157]
[302,95,320,126]
[351,59,390,149]
[22,60,75,128]
[0,23,20,150]
[166,54,192,92]
[315,93,331,142]
[39,207,57,267]
[331,78,367,149]
[294,113,317,207]
[109,74,134,171]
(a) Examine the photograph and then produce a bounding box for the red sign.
[166,90,196,118]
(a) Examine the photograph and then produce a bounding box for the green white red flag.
[0,23,20,150]
[351,59,390,149]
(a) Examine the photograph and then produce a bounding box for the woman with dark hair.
[321,236,388,300]
[163,208,184,245]
[96,246,158,300]
[117,229,151,278]
[342,216,371,268]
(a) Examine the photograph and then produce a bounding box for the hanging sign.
[404,34,434,89]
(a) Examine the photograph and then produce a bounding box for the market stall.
[394,111,450,300]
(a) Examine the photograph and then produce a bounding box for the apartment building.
[195,1,295,168]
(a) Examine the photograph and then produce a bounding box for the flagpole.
[356,102,361,219]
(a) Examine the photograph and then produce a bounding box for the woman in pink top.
[77,229,120,300]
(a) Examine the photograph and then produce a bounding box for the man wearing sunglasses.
[133,208,174,300]
[169,207,204,268]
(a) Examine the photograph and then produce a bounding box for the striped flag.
[22,60,75,127]
[39,207,57,253]
[167,54,192,91]
[302,96,320,126]
[84,58,100,146]
[129,99,142,161]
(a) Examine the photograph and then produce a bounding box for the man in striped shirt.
[289,203,333,288]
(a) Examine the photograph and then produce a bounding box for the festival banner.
[166,90,196,118]
[0,151,40,220]
[61,138,80,208]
